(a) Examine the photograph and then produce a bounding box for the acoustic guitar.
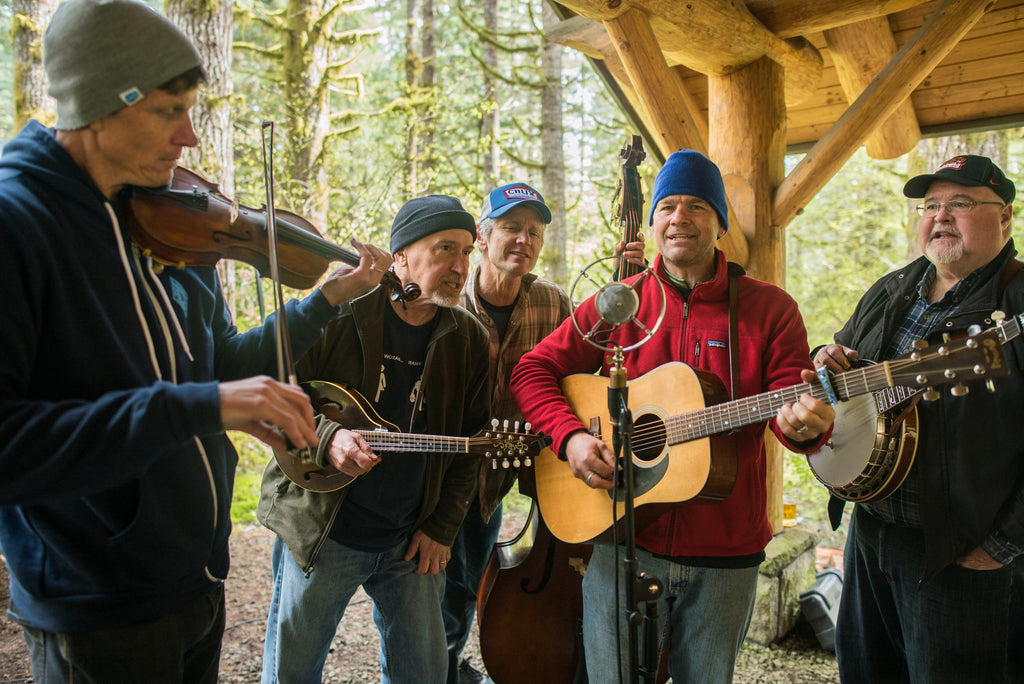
[276,380,550,493]
[535,328,1008,544]
[809,311,1024,502]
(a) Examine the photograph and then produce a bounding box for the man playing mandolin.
[258,195,492,683]
[813,155,1024,682]
[510,149,835,682]
[0,0,390,682]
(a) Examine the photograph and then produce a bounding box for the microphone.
[595,281,640,326]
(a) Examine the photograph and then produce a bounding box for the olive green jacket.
[257,286,492,572]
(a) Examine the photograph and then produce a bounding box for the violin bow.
[260,121,310,460]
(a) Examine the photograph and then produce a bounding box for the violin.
[124,166,420,302]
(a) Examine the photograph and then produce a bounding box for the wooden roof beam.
[745,0,929,39]
[552,0,823,105]
[825,17,922,160]
[603,7,748,264]
[774,0,994,229]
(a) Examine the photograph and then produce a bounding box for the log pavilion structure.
[544,0,1024,530]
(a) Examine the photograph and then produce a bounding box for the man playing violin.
[813,155,1024,682]
[0,1,389,682]
[258,195,492,684]
[510,149,835,682]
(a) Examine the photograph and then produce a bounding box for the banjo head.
[807,393,879,487]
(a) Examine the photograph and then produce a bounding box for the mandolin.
[275,381,549,493]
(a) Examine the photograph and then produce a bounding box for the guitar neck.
[874,312,1024,413]
[664,362,903,446]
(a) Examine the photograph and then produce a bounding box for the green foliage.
[230,433,273,524]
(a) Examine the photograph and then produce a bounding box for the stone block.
[746,524,819,645]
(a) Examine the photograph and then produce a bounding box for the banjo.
[808,311,1023,502]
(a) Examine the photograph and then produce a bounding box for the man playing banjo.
[814,154,1024,682]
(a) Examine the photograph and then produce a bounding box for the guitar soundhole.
[632,412,667,464]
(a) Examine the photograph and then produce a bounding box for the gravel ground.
[0,518,839,683]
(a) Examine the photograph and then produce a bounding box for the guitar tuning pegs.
[523,456,532,467]
[951,384,969,397]
[491,418,499,429]
[490,459,498,470]
[513,457,521,468]
[503,419,510,431]
[992,310,1006,324]
[514,420,521,433]
[967,324,982,336]
[524,422,532,433]
[502,458,511,469]
[923,388,941,401]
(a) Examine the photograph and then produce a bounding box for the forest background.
[3,0,1024,540]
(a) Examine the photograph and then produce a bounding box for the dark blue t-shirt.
[329,305,433,551]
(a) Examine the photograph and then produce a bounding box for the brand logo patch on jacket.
[170,277,188,317]
[707,339,728,350]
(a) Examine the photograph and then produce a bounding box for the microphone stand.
[608,346,663,684]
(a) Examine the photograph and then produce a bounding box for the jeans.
[20,584,224,684]
[582,542,758,683]
[442,495,502,673]
[836,507,1024,683]
[262,535,447,684]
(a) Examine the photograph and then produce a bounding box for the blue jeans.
[442,496,502,663]
[19,584,224,684]
[836,507,1024,683]
[262,535,448,684]
[582,542,758,683]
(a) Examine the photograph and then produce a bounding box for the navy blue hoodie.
[0,121,342,632]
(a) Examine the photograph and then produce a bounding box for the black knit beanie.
[390,195,477,254]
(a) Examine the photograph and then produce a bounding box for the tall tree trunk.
[420,0,436,191]
[541,3,567,286]
[282,0,331,228]
[404,0,420,199]
[166,0,239,317]
[11,0,57,131]
[480,0,499,192]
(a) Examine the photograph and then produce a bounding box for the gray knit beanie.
[44,0,203,130]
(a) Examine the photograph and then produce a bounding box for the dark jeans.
[21,584,225,684]
[836,507,1024,683]
[442,494,502,681]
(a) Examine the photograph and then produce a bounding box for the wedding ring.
[796,424,809,434]
[586,472,595,486]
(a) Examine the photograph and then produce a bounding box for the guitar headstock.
[477,419,551,470]
[887,326,1009,396]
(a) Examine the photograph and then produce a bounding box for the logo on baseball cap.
[903,155,1016,204]
[479,183,552,223]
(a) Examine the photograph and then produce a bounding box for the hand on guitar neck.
[814,343,860,372]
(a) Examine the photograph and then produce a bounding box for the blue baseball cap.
[480,183,552,223]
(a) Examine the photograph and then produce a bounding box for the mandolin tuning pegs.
[524,422,532,433]
[523,456,532,467]
[923,388,941,401]
[950,384,969,397]
[986,380,996,393]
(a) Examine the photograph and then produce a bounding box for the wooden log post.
[825,17,921,159]
[709,57,789,534]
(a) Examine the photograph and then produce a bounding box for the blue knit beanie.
[648,150,729,233]
[390,195,477,254]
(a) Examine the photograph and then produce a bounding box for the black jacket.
[830,240,1024,581]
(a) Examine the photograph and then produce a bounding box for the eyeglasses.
[916,199,1005,217]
